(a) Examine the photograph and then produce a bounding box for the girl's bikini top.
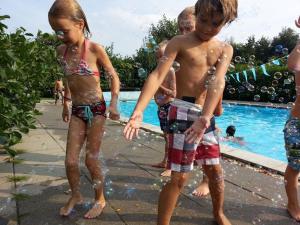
[62,39,100,77]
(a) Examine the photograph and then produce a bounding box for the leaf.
[28,124,36,129]
[0,15,10,20]
[7,175,29,182]
[9,131,22,145]
[5,148,17,157]
[19,127,29,134]
[12,193,30,201]
[25,33,33,37]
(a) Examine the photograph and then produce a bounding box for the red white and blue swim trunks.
[166,98,220,173]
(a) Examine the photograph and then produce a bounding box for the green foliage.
[12,193,30,201]
[104,44,136,89]
[0,15,62,149]
[148,15,179,43]
[224,58,295,103]
[7,175,29,182]
[132,15,179,87]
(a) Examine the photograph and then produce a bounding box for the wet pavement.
[0,100,298,225]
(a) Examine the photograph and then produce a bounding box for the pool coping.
[119,116,287,176]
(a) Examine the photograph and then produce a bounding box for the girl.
[48,0,120,219]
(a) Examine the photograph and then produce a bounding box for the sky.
[1,0,299,56]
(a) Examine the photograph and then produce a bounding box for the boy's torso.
[174,33,224,105]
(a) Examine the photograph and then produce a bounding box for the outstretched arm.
[96,45,120,120]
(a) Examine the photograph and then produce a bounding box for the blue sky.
[1,0,299,56]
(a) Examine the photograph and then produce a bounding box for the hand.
[123,111,143,140]
[62,104,70,122]
[167,90,176,98]
[296,16,300,28]
[108,105,120,120]
[184,116,210,144]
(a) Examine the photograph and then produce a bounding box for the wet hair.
[226,125,236,137]
[177,6,195,23]
[48,0,91,37]
[195,0,238,25]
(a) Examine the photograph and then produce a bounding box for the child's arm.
[291,71,300,118]
[287,17,300,72]
[213,96,223,116]
[185,44,233,143]
[62,78,71,122]
[95,44,120,120]
[124,38,179,140]
[169,68,176,97]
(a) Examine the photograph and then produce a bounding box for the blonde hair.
[177,6,195,23]
[48,0,91,37]
[195,0,238,25]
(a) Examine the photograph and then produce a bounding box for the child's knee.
[65,159,79,169]
[170,173,188,189]
[204,165,224,184]
[85,152,99,168]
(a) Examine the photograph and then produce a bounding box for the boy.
[54,78,64,105]
[165,5,225,199]
[156,6,197,177]
[284,16,300,221]
[124,0,237,224]
[151,40,176,169]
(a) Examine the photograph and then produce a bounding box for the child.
[284,16,300,221]
[219,125,245,145]
[48,0,120,219]
[177,6,196,35]
[151,40,176,169]
[54,78,64,105]
[124,0,237,224]
[175,6,225,198]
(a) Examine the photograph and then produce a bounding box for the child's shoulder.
[209,39,233,53]
[88,40,106,56]
[56,44,67,56]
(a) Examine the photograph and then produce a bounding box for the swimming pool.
[118,100,289,162]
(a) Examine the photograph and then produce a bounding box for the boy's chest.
[179,45,222,67]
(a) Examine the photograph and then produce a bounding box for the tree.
[271,27,299,54]
[148,15,178,44]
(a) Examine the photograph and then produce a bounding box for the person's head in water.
[226,125,236,137]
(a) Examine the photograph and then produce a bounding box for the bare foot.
[192,180,210,197]
[60,195,83,216]
[84,201,106,219]
[160,169,171,177]
[151,161,167,168]
[215,213,231,225]
[287,204,300,221]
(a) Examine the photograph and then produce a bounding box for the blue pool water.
[118,100,289,162]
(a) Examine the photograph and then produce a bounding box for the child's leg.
[192,171,210,197]
[60,116,87,216]
[203,164,231,225]
[285,165,300,221]
[157,171,189,225]
[152,133,168,168]
[84,115,106,219]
